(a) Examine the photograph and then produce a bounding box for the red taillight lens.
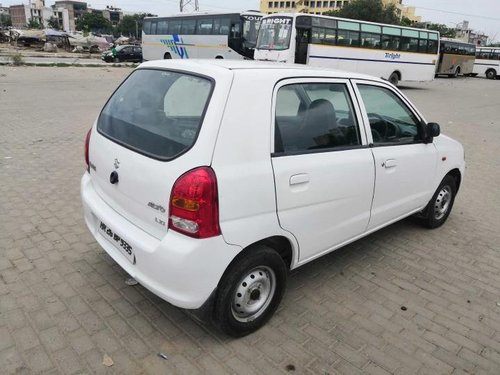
[168,167,220,239]
[84,128,91,172]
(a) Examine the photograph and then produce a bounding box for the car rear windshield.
[97,69,213,160]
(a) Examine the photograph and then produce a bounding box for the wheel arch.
[447,168,462,192]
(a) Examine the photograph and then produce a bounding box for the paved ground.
[0,67,499,375]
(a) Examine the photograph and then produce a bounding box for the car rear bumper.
[81,172,241,309]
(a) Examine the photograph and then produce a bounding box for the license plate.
[99,221,135,264]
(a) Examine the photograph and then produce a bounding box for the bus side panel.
[307,44,436,82]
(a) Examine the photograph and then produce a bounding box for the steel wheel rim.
[231,266,276,323]
[434,185,452,220]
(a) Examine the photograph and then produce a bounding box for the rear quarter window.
[97,69,213,160]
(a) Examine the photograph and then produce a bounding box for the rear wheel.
[388,72,399,86]
[164,52,172,59]
[420,175,457,229]
[486,69,497,80]
[449,67,460,78]
[213,246,287,337]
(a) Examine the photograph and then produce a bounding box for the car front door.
[352,80,438,230]
[271,78,375,264]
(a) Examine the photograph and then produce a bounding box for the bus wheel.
[486,69,497,80]
[215,55,224,59]
[388,72,399,86]
[164,53,172,60]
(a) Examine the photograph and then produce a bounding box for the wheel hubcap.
[231,266,276,322]
[434,185,452,220]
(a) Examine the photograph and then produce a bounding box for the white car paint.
[81,59,465,311]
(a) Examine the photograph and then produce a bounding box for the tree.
[76,13,112,34]
[47,16,61,30]
[28,19,42,29]
[416,23,456,38]
[324,0,400,25]
[0,14,12,28]
[117,13,155,38]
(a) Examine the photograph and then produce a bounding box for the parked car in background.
[102,45,142,63]
[82,60,465,337]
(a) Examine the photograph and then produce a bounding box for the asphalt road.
[1,67,500,374]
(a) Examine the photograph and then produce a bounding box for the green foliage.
[27,19,42,29]
[417,23,456,38]
[47,16,61,30]
[76,13,112,33]
[10,53,24,66]
[116,13,155,38]
[324,0,400,25]
[0,13,12,27]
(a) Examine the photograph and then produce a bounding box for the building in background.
[91,5,123,26]
[8,4,30,27]
[260,0,421,22]
[53,0,87,31]
[454,20,488,46]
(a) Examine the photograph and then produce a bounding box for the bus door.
[295,28,311,64]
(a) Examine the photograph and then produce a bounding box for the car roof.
[139,59,384,82]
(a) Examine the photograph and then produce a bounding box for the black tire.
[420,175,457,229]
[213,246,287,337]
[388,72,399,86]
[164,52,172,60]
[449,67,460,78]
[486,69,497,80]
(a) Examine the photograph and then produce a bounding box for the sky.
[2,0,499,42]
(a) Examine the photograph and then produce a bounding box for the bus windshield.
[256,16,293,50]
[242,16,262,47]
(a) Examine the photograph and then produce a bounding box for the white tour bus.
[473,47,500,79]
[254,13,440,85]
[142,11,263,61]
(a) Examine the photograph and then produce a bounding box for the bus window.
[427,39,438,54]
[151,21,158,35]
[311,27,324,44]
[168,20,181,34]
[361,33,381,49]
[143,20,152,35]
[219,18,231,35]
[418,39,428,53]
[401,29,419,52]
[231,22,241,39]
[337,30,360,47]
[197,19,213,35]
[181,19,196,34]
[338,20,359,31]
[323,28,336,45]
[382,27,400,51]
[157,20,168,34]
[493,50,500,60]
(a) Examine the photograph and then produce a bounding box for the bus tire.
[164,52,172,60]
[486,69,497,80]
[215,55,224,59]
[388,72,399,86]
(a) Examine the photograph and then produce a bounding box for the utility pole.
[179,0,199,13]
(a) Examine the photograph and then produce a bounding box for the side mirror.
[425,122,440,142]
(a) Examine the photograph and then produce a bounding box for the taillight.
[84,128,91,172]
[168,167,220,239]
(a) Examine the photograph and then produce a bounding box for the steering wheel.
[367,113,400,141]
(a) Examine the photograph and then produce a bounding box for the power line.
[413,6,500,22]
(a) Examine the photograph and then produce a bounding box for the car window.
[97,70,213,160]
[357,84,421,145]
[275,83,361,153]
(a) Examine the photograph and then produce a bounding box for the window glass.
[150,21,158,35]
[143,20,151,34]
[358,84,421,145]
[493,50,500,60]
[197,18,213,34]
[219,17,231,35]
[428,32,438,40]
[401,37,419,52]
[419,31,428,39]
[402,29,419,38]
[168,20,181,34]
[383,27,400,36]
[337,29,360,47]
[428,39,438,54]
[181,19,196,34]
[361,24,381,33]
[338,20,359,31]
[97,70,213,160]
[382,34,400,50]
[275,83,361,153]
[418,39,428,53]
[361,32,381,49]
[257,17,293,50]
[157,20,168,34]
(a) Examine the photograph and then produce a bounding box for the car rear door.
[271,78,375,264]
[352,80,438,230]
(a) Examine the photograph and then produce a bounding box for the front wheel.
[213,246,287,337]
[420,175,457,229]
[388,72,399,86]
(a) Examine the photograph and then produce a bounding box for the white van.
[81,60,465,336]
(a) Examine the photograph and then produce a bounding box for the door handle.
[382,159,397,168]
[289,173,309,185]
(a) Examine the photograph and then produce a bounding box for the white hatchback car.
[81,60,464,336]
